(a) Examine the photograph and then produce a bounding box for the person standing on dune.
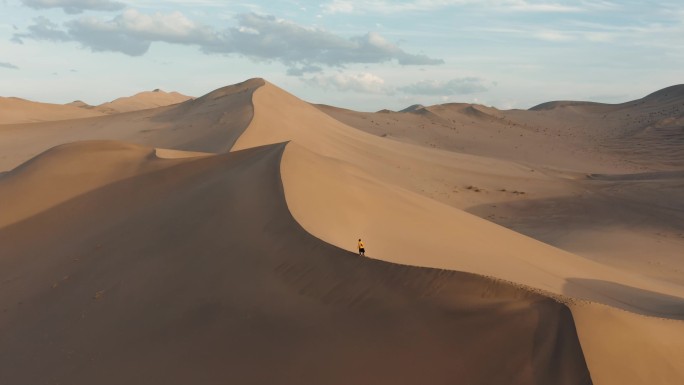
[358,239,365,257]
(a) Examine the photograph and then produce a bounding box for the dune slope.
[0,141,591,385]
[0,140,206,228]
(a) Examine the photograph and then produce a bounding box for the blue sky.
[1,0,682,111]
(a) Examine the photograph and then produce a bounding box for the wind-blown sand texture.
[1,78,683,384]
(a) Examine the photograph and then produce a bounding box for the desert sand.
[1,78,682,384]
[0,96,107,124]
[0,88,192,125]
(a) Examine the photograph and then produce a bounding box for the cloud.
[203,13,444,68]
[399,77,488,95]
[12,16,71,43]
[320,0,584,14]
[0,61,19,69]
[12,11,444,72]
[287,64,324,76]
[22,0,125,14]
[304,72,388,93]
[67,9,217,55]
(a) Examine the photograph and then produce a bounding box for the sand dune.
[92,89,193,114]
[236,81,683,303]
[1,78,683,384]
[279,143,684,314]
[0,89,192,125]
[240,81,684,385]
[316,82,684,301]
[0,141,207,228]
[0,96,106,124]
[0,141,591,385]
[319,85,684,171]
[316,102,616,173]
[0,79,261,172]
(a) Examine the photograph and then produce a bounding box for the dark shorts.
[359,248,365,253]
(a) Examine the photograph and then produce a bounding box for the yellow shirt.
[358,241,364,249]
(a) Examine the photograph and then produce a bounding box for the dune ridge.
[0,141,592,385]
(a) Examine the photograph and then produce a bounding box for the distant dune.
[531,84,684,111]
[1,79,683,385]
[92,89,193,114]
[0,96,106,124]
[0,89,193,125]
[399,103,425,112]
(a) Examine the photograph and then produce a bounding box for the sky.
[0,0,682,111]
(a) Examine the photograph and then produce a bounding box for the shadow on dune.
[564,279,684,319]
[146,78,265,153]
[0,142,591,385]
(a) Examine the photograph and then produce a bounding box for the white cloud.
[90,9,215,42]
[63,9,216,55]
[399,77,488,95]
[21,0,125,14]
[13,11,444,72]
[319,0,585,14]
[205,14,444,68]
[305,72,388,93]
